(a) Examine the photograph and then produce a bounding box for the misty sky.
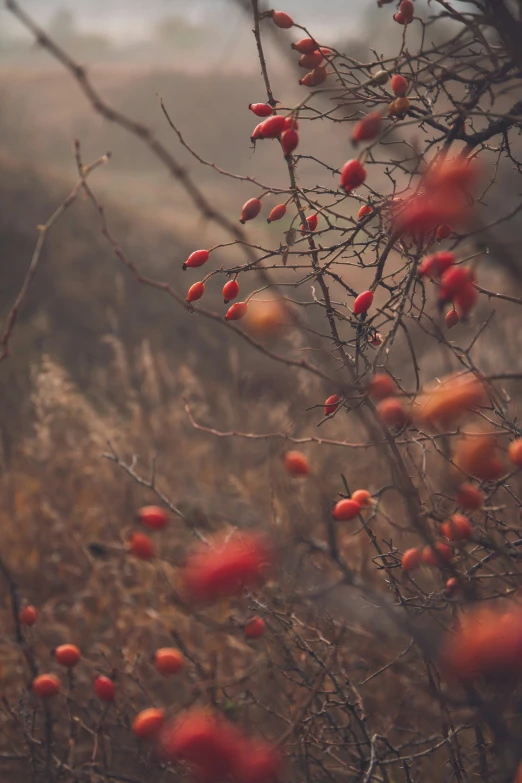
[1,0,362,40]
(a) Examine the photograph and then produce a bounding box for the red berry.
[244,616,266,638]
[154,648,184,676]
[333,498,361,520]
[445,576,458,594]
[421,542,453,566]
[283,451,310,476]
[352,112,382,144]
[133,708,165,740]
[417,251,455,278]
[436,223,452,241]
[302,213,318,233]
[299,66,328,87]
[32,674,60,699]
[233,741,282,783]
[292,38,318,54]
[399,0,414,21]
[358,204,373,219]
[267,204,287,223]
[223,280,240,303]
[187,282,205,303]
[94,675,115,702]
[251,123,264,141]
[455,483,484,510]
[391,74,408,96]
[454,281,478,315]
[341,159,367,192]
[441,513,472,541]
[182,532,271,602]
[283,116,299,131]
[281,129,299,156]
[377,397,409,428]
[184,250,209,270]
[445,309,460,328]
[54,644,81,668]
[299,51,323,69]
[508,439,522,467]
[129,532,155,560]
[249,103,273,118]
[272,10,294,28]
[440,266,473,297]
[324,394,341,416]
[225,302,248,321]
[394,12,406,23]
[19,605,38,626]
[259,115,286,138]
[353,290,374,315]
[158,709,243,781]
[240,198,262,224]
[138,505,168,530]
[401,548,420,572]
[370,332,383,347]
[368,373,397,400]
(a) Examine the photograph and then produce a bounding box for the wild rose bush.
[3,0,522,782]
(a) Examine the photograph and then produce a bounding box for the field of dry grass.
[3,34,522,781]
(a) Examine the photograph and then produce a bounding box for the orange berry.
[508,438,522,467]
[244,616,266,639]
[440,604,522,682]
[414,374,487,429]
[154,648,184,676]
[292,38,318,54]
[368,372,397,400]
[267,204,287,223]
[133,708,166,740]
[351,489,372,507]
[138,506,168,530]
[299,51,323,69]
[54,644,81,668]
[401,548,420,572]
[283,451,310,476]
[445,309,459,329]
[377,398,409,428]
[225,302,248,321]
[129,532,155,560]
[94,675,115,702]
[299,66,328,87]
[333,498,361,521]
[353,290,374,315]
[187,282,205,303]
[324,394,341,416]
[32,674,60,699]
[453,433,506,482]
[358,204,373,219]
[19,605,38,626]
[421,542,453,566]
[455,482,484,510]
[441,514,472,541]
[233,740,282,783]
[272,10,293,28]
[445,576,458,594]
